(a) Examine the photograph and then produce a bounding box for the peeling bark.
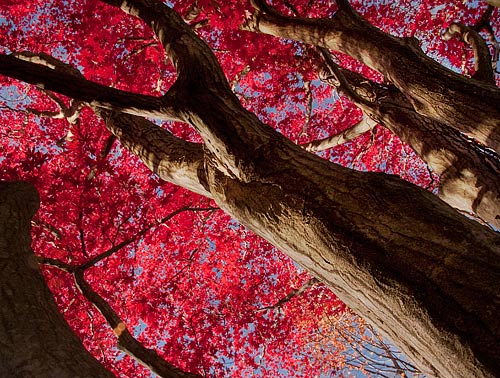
[0,181,115,378]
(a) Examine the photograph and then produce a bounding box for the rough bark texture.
[0,181,115,378]
[319,65,500,228]
[1,1,500,378]
[98,110,210,198]
[243,0,500,154]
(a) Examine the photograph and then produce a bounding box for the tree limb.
[99,110,211,197]
[2,52,211,197]
[259,277,319,311]
[442,23,495,83]
[0,54,180,121]
[300,117,376,152]
[242,0,500,154]
[79,206,217,270]
[319,63,500,228]
[73,269,202,378]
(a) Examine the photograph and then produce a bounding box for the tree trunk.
[0,1,499,377]
[0,181,115,378]
[243,0,500,153]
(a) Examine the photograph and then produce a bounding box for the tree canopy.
[0,0,499,377]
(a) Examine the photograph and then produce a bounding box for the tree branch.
[442,23,495,83]
[243,0,500,154]
[318,64,500,228]
[99,110,211,197]
[2,51,211,197]
[99,0,279,181]
[0,53,180,120]
[301,117,376,152]
[99,0,229,89]
[38,256,75,273]
[259,277,319,311]
[73,269,202,378]
[80,206,217,270]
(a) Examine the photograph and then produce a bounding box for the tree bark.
[0,1,500,377]
[243,0,500,154]
[318,64,500,228]
[0,181,115,378]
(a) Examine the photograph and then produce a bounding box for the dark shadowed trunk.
[0,181,115,378]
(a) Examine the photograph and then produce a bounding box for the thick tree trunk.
[0,181,115,378]
[1,1,500,377]
[195,97,500,378]
[243,0,500,154]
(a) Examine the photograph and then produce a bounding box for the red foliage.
[0,0,496,376]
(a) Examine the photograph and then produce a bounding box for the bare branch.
[73,269,202,378]
[79,206,217,270]
[38,256,74,273]
[301,117,376,152]
[442,23,495,83]
[258,277,319,311]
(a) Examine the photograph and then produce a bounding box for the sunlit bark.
[0,1,499,377]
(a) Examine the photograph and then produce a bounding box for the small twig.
[257,277,319,311]
[79,206,217,270]
[298,81,313,138]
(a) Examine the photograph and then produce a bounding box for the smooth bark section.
[243,0,500,154]
[99,110,211,197]
[74,270,202,378]
[301,117,376,152]
[0,181,115,378]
